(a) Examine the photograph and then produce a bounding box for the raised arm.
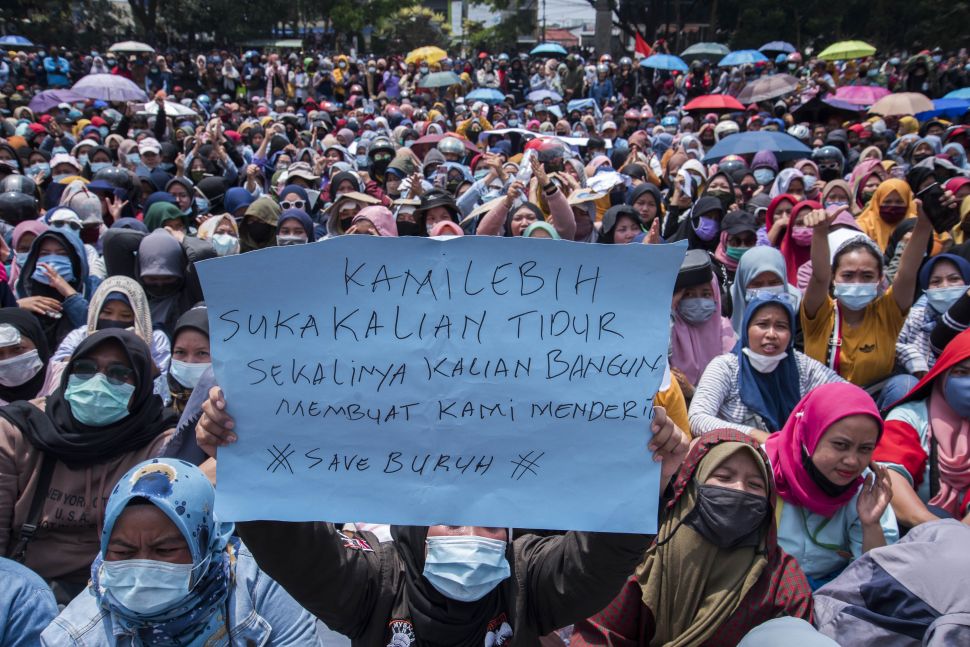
[802,207,834,319]
[891,207,934,313]
[476,180,523,236]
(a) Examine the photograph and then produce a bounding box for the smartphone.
[917,182,958,234]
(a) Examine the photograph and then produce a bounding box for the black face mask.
[801,446,855,497]
[684,484,768,549]
[97,318,132,331]
[705,189,734,213]
[819,167,841,182]
[144,282,180,299]
[244,220,274,243]
[396,219,422,237]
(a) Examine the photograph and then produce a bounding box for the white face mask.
[0,349,44,387]
[210,233,238,256]
[742,347,788,373]
[169,359,211,389]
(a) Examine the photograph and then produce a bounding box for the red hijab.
[779,200,821,284]
[765,382,883,518]
[764,193,798,235]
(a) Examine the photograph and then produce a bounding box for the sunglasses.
[53,221,81,231]
[71,358,135,385]
[280,199,305,210]
[748,291,798,308]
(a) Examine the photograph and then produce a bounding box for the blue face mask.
[944,374,970,419]
[52,173,72,183]
[32,254,75,284]
[14,252,28,268]
[89,162,111,174]
[833,282,879,311]
[64,373,134,426]
[926,285,967,314]
[677,297,717,324]
[78,154,89,167]
[170,359,211,389]
[423,536,511,602]
[26,162,50,178]
[825,199,848,210]
[753,168,775,185]
[127,153,141,165]
[194,196,210,215]
[803,175,817,191]
[99,558,195,615]
[210,233,237,256]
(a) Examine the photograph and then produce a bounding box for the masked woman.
[876,329,970,529]
[0,308,59,406]
[0,330,177,603]
[766,382,898,589]
[41,458,332,646]
[168,307,210,416]
[690,296,843,444]
[572,430,813,646]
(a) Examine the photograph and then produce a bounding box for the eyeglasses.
[71,358,135,385]
[280,200,305,210]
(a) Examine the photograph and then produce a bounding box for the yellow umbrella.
[817,40,876,61]
[405,46,447,65]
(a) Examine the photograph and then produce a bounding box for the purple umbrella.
[71,74,148,103]
[833,85,891,106]
[28,89,88,113]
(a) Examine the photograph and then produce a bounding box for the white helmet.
[714,120,740,142]
[787,124,810,142]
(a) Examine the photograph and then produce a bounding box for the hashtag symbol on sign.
[266,444,295,473]
[510,451,544,480]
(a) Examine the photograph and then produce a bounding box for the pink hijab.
[353,206,398,237]
[8,220,48,290]
[670,277,736,385]
[765,382,883,518]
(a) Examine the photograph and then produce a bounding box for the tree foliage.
[374,7,450,53]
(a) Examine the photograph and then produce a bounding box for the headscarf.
[627,182,666,225]
[7,220,48,290]
[855,179,916,251]
[0,330,177,469]
[353,206,398,237]
[672,275,733,385]
[138,230,186,336]
[0,307,51,403]
[765,382,882,518]
[84,276,154,347]
[736,297,802,431]
[168,307,209,415]
[820,180,853,210]
[769,169,804,199]
[598,205,643,244]
[523,221,561,239]
[197,214,240,254]
[764,194,798,237]
[917,253,970,292]
[239,196,281,252]
[91,458,236,646]
[881,329,970,517]
[391,525,504,647]
[780,200,820,283]
[278,208,316,242]
[144,201,189,233]
[849,158,888,211]
[635,429,810,647]
[729,246,801,334]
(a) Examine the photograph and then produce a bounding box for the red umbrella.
[410,132,480,159]
[683,94,745,111]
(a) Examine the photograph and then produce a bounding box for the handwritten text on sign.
[197,236,685,533]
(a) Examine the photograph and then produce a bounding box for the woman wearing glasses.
[0,329,177,604]
[689,294,844,444]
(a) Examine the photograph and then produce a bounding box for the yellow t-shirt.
[654,378,691,438]
[800,286,907,388]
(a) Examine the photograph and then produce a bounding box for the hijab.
[7,220,48,290]
[523,221,560,239]
[144,201,190,233]
[391,525,504,647]
[599,205,643,244]
[769,169,804,199]
[736,297,802,431]
[820,180,853,211]
[168,306,210,414]
[138,230,186,337]
[765,382,882,518]
[671,275,733,386]
[855,179,917,251]
[764,194,798,238]
[197,214,240,255]
[0,329,177,469]
[729,246,801,334]
[91,458,236,646]
[0,307,51,403]
[780,200,820,283]
[627,182,665,226]
[278,208,316,242]
[239,196,281,252]
[84,276,155,347]
[353,206,398,237]
[636,430,808,647]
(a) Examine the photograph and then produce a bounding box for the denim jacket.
[41,545,333,646]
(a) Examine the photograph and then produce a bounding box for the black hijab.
[503,201,545,237]
[391,525,505,647]
[0,308,51,403]
[0,329,177,469]
[599,205,644,244]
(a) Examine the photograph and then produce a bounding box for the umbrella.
[405,46,447,65]
[530,42,568,57]
[868,92,933,116]
[139,100,198,117]
[719,49,769,67]
[417,71,462,89]
[735,74,800,103]
[466,88,505,105]
[759,41,796,54]
[28,89,87,113]
[916,98,970,121]
[108,40,155,54]
[702,131,812,164]
[683,94,745,111]
[944,88,970,100]
[792,95,865,122]
[680,42,730,61]
[527,89,562,102]
[0,35,34,48]
[409,133,479,159]
[833,85,891,106]
[640,54,688,73]
[818,40,876,61]
[72,74,148,102]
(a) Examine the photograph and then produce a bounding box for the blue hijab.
[91,458,236,646]
[736,295,801,432]
[278,208,316,242]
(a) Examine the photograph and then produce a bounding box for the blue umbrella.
[702,131,812,164]
[759,41,796,54]
[916,98,970,121]
[530,43,567,57]
[639,54,688,73]
[943,88,970,100]
[466,88,505,104]
[0,35,34,48]
[719,50,769,67]
[527,89,562,102]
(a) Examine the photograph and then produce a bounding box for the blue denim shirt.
[0,557,59,647]
[40,545,343,646]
